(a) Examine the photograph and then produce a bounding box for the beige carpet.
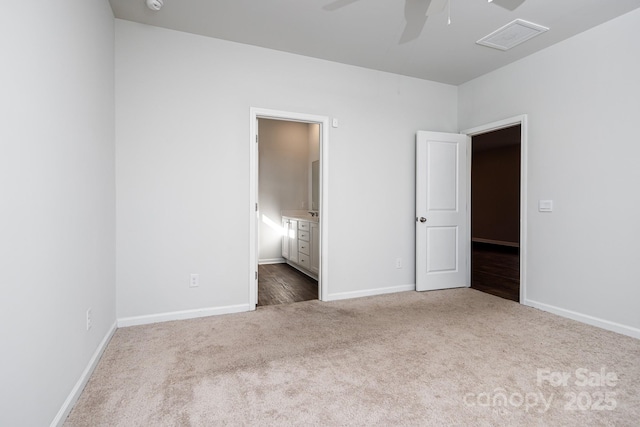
[66,289,640,426]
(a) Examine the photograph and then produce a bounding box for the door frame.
[249,107,330,309]
[462,115,528,303]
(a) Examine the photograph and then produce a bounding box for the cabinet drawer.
[298,240,310,256]
[298,230,309,242]
[298,221,310,232]
[298,254,310,268]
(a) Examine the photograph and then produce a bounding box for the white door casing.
[416,131,469,291]
[249,108,329,309]
[462,115,528,303]
[254,118,259,305]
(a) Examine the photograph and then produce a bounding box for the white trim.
[117,304,251,328]
[326,284,415,302]
[50,322,117,427]
[462,115,527,136]
[250,107,330,309]
[258,258,286,265]
[462,114,528,304]
[525,298,640,340]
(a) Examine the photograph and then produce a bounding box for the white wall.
[115,19,457,318]
[259,119,311,262]
[0,1,115,426]
[459,9,640,335]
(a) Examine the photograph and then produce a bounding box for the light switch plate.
[538,200,553,212]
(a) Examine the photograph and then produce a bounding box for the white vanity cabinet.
[310,222,319,275]
[297,220,311,270]
[281,218,298,263]
[282,215,318,279]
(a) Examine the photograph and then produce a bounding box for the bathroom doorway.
[257,118,320,306]
[249,108,329,309]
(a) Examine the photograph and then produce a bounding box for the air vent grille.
[477,19,549,51]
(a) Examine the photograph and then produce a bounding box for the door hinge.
[255,271,258,280]
[256,135,258,143]
[255,202,258,211]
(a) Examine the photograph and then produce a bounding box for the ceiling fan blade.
[400,0,432,44]
[399,14,428,44]
[400,0,445,44]
[322,0,360,11]
[425,0,448,16]
[490,0,526,11]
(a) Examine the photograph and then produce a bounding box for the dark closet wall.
[472,127,520,245]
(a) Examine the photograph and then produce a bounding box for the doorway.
[462,114,528,305]
[471,125,521,302]
[249,108,329,310]
[257,118,320,306]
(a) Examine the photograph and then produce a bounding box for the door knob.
[418,217,427,223]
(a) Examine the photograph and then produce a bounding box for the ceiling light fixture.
[146,0,163,11]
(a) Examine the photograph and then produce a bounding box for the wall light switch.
[538,200,553,212]
[332,118,339,128]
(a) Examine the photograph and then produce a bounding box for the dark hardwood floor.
[258,263,318,307]
[471,242,520,302]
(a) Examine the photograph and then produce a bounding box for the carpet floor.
[65,289,640,426]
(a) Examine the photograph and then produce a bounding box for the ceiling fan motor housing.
[146,0,163,11]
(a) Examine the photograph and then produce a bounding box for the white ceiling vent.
[477,19,549,51]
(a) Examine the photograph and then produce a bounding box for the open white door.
[416,131,469,291]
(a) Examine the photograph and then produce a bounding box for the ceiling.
[109,0,640,85]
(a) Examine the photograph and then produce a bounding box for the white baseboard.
[117,304,252,328]
[258,258,286,265]
[524,298,640,340]
[286,260,318,281]
[51,321,117,427]
[326,284,415,302]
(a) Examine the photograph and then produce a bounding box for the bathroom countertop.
[281,210,319,222]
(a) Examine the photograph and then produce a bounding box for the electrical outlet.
[395,257,402,269]
[86,308,92,331]
[190,273,199,288]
